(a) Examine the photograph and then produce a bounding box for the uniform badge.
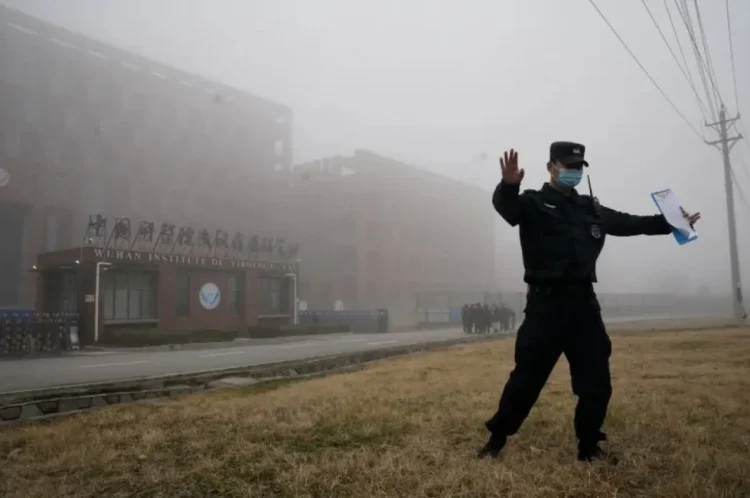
[590,224,601,239]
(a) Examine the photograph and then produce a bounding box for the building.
[0,6,298,339]
[36,242,297,343]
[289,150,497,324]
[0,6,497,335]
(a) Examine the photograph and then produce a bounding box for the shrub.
[247,324,350,338]
[101,328,239,347]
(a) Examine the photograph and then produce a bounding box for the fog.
[6,0,750,297]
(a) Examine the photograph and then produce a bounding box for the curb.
[0,334,500,425]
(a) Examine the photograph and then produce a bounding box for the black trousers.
[485,288,612,447]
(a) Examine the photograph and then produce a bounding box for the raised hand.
[500,149,525,185]
[680,207,701,228]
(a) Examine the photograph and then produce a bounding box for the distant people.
[491,305,500,333]
[461,304,470,334]
[460,302,515,334]
[475,303,485,334]
[482,304,492,334]
[497,305,516,332]
[507,307,516,331]
[470,303,479,334]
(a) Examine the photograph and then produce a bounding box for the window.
[228,274,243,315]
[259,278,286,315]
[175,270,190,317]
[101,271,157,321]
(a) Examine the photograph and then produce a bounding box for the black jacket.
[492,181,671,285]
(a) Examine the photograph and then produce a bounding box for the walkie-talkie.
[588,175,601,216]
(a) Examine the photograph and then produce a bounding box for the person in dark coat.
[461,304,470,334]
[482,304,492,334]
[497,304,515,332]
[478,144,700,463]
[471,303,482,333]
[491,305,500,333]
[506,307,516,331]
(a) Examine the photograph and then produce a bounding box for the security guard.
[478,143,700,462]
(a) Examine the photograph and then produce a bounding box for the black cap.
[550,141,589,167]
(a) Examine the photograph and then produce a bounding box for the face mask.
[556,167,583,188]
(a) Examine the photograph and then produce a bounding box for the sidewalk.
[82,332,362,354]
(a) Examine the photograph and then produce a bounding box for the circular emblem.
[0,168,10,187]
[198,283,221,310]
[590,224,602,239]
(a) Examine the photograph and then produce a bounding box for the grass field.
[1,328,749,498]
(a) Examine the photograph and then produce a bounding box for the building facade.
[0,6,499,333]
[0,6,294,315]
[289,150,497,324]
[36,245,296,344]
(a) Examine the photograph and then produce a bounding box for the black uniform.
[480,142,672,462]
[461,305,470,333]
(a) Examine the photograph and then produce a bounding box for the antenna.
[587,174,601,215]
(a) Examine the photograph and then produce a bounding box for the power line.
[662,0,710,121]
[586,0,703,140]
[642,0,709,122]
[725,0,741,112]
[724,0,749,164]
[674,0,718,120]
[691,0,725,109]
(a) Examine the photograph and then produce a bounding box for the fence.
[299,309,389,333]
[0,312,80,357]
[416,308,452,324]
[416,291,732,326]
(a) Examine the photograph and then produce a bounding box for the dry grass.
[1,328,750,498]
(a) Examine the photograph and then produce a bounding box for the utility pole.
[706,105,746,325]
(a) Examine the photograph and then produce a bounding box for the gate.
[0,311,80,357]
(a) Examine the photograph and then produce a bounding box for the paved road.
[0,314,724,394]
[0,328,485,393]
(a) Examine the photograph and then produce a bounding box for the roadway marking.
[278,341,317,349]
[79,360,149,369]
[366,340,398,346]
[199,350,246,358]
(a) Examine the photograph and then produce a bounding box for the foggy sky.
[5,0,750,295]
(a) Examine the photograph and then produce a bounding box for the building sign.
[199,283,221,310]
[90,248,296,272]
[82,215,301,264]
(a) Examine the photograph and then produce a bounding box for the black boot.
[477,433,506,459]
[577,431,618,463]
[577,444,618,463]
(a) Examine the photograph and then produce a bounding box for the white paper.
[651,188,698,243]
